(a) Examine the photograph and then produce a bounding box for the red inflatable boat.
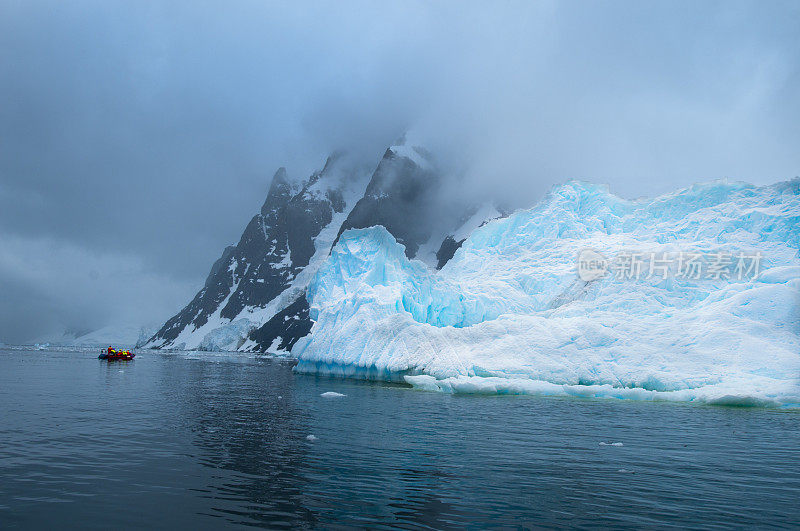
[99,348,135,361]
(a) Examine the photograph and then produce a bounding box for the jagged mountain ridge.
[146,154,361,350]
[146,138,503,352]
[333,145,441,260]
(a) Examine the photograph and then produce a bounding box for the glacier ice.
[292,179,800,407]
[320,391,346,398]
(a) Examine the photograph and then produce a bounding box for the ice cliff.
[293,179,800,407]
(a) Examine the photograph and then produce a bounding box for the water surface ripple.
[1,348,798,528]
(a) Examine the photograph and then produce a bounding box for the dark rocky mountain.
[435,236,465,269]
[146,138,504,352]
[145,156,356,350]
[333,145,441,260]
[246,295,311,352]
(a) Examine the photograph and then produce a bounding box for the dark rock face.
[247,295,312,352]
[150,245,238,345]
[333,148,440,259]
[435,236,465,269]
[146,160,347,349]
[219,168,345,321]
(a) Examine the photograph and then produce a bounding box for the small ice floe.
[618,468,635,474]
[599,442,624,447]
[320,391,346,398]
[306,434,317,442]
[277,395,283,399]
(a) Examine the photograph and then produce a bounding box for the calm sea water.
[1,348,799,529]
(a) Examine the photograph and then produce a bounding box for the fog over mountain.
[1,0,798,343]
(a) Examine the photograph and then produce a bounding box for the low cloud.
[0,234,195,343]
[0,0,798,341]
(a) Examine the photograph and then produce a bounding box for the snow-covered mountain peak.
[145,150,372,352]
[261,167,292,216]
[388,133,433,170]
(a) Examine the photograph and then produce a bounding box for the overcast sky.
[1,0,798,342]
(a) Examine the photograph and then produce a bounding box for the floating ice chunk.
[600,442,624,447]
[306,434,317,442]
[320,391,346,398]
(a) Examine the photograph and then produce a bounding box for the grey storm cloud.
[0,0,798,342]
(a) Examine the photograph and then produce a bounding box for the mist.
[1,0,798,342]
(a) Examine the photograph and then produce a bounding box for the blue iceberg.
[292,179,800,406]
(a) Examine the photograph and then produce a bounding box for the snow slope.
[292,179,800,407]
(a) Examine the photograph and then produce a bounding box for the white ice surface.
[414,202,503,269]
[293,179,800,406]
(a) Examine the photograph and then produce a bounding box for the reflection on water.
[171,357,317,527]
[1,348,800,528]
